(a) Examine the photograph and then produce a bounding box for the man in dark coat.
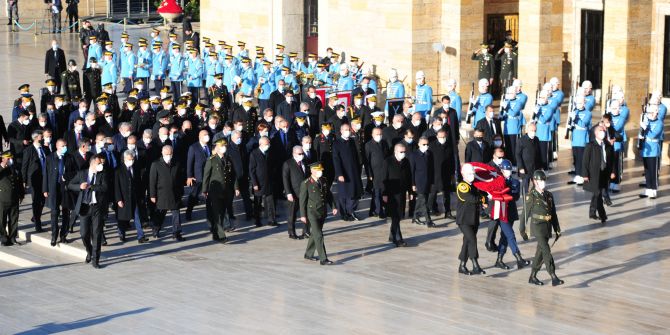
[428,129,456,219]
[365,127,389,218]
[7,111,30,169]
[332,124,363,221]
[515,123,542,193]
[22,130,49,232]
[582,125,615,224]
[61,60,82,102]
[249,136,277,227]
[0,152,25,247]
[43,139,75,245]
[185,130,211,220]
[303,86,323,135]
[45,40,67,92]
[276,90,299,125]
[475,106,503,144]
[382,114,406,149]
[228,130,253,221]
[381,143,412,247]
[410,136,435,227]
[82,58,102,107]
[464,129,492,163]
[115,150,149,244]
[282,145,309,239]
[149,145,185,241]
[67,155,107,268]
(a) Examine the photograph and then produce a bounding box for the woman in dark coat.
[331,124,363,220]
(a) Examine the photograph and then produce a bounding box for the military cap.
[176,100,188,108]
[188,48,198,54]
[289,52,298,57]
[161,97,173,103]
[120,32,129,38]
[185,40,194,46]
[152,44,162,50]
[212,96,223,103]
[1,151,14,159]
[99,93,109,99]
[128,88,139,96]
[316,63,326,68]
[208,52,218,57]
[134,78,145,85]
[160,86,171,93]
[151,28,160,34]
[21,94,33,100]
[138,41,147,47]
[326,92,337,99]
[241,95,253,102]
[351,117,362,124]
[262,60,272,66]
[139,98,150,104]
[500,159,512,171]
[169,33,177,38]
[181,91,193,97]
[225,55,233,60]
[241,57,251,64]
[255,46,264,51]
[309,162,324,171]
[18,84,30,92]
[218,40,226,46]
[138,37,148,43]
[171,43,181,49]
[331,52,339,57]
[353,93,363,99]
[54,95,65,101]
[125,43,134,48]
[45,79,56,86]
[256,52,265,58]
[202,36,211,42]
[223,44,232,50]
[88,57,98,63]
[350,56,359,62]
[194,103,206,111]
[321,122,333,129]
[214,73,223,80]
[533,170,547,181]
[276,44,285,49]
[156,110,170,119]
[215,138,227,146]
[366,95,377,102]
[480,42,488,48]
[295,111,307,119]
[205,42,214,48]
[276,55,284,60]
[371,111,384,120]
[281,66,290,72]
[103,51,113,57]
[96,97,108,105]
[150,96,161,104]
[504,42,513,48]
[237,41,246,47]
[307,53,317,58]
[105,41,113,46]
[89,35,97,41]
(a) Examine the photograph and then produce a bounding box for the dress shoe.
[219,237,229,244]
[35,225,44,233]
[368,210,378,217]
[268,221,279,227]
[470,258,486,274]
[551,274,564,286]
[485,242,498,253]
[51,237,57,247]
[289,235,298,240]
[85,253,91,263]
[639,193,648,198]
[297,235,305,240]
[174,233,186,242]
[444,212,456,220]
[304,255,319,262]
[59,237,69,244]
[568,170,576,175]
[255,221,263,227]
[350,213,361,221]
[604,197,613,206]
[495,254,510,270]
[528,271,544,285]
[639,183,646,188]
[395,240,408,247]
[137,237,149,244]
[119,235,126,243]
[458,261,471,275]
[601,218,607,224]
[567,181,576,185]
[185,212,192,221]
[426,222,436,228]
[520,231,529,241]
[513,252,530,269]
[102,239,108,246]
[10,238,21,246]
[320,259,334,265]
[589,215,599,220]
[92,263,101,269]
[379,213,387,219]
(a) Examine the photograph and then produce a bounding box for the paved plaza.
[0,23,669,334]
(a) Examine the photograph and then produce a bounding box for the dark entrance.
[304,0,318,56]
[662,16,670,96]
[580,9,604,89]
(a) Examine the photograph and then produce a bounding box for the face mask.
[55,102,63,108]
[159,134,168,142]
[243,105,251,111]
[178,109,186,116]
[352,124,361,131]
[39,121,47,127]
[303,143,311,150]
[105,116,113,124]
[314,170,323,178]
[218,146,227,155]
[47,86,55,92]
[443,104,450,110]
[143,138,152,145]
[596,131,605,140]
[163,155,172,163]
[96,142,105,150]
[535,180,546,191]
[405,138,413,144]
[374,120,382,126]
[341,131,351,139]
[294,154,304,162]
[107,144,115,151]
[286,97,293,103]
[419,145,428,153]
[393,123,402,130]
[416,80,423,86]
[223,130,232,137]
[322,130,330,136]
[527,131,536,139]
[201,135,210,143]
[96,164,104,172]
[44,137,51,144]
[475,136,483,142]
[74,125,83,132]
[258,131,268,137]
[502,170,512,178]
[137,85,144,91]
[412,120,420,127]
[463,173,475,183]
[127,144,136,151]
[395,152,406,160]
[438,137,446,144]
[373,135,382,143]
[52,44,58,50]
[22,119,30,125]
[433,125,442,132]
[58,147,67,155]
[86,121,94,127]
[361,84,369,90]
[259,145,269,153]
[354,99,362,106]
[125,160,134,168]
[233,137,242,145]
[308,93,316,99]
[494,140,503,147]
[297,120,305,127]
[493,157,503,164]
[368,103,376,109]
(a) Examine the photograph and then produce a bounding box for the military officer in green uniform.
[0,151,25,246]
[495,42,517,87]
[471,42,495,84]
[456,163,487,275]
[202,139,239,243]
[525,170,564,286]
[300,162,337,265]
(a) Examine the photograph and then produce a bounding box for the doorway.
[304,0,318,56]
[580,9,604,89]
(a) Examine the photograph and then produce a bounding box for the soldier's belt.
[532,214,552,221]
[647,139,659,143]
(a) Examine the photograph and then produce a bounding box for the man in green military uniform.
[471,42,495,84]
[495,42,518,87]
[202,139,239,243]
[300,162,337,265]
[0,151,25,246]
[525,170,564,286]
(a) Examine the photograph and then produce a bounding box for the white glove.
[640,120,648,130]
[568,111,576,119]
[259,77,266,84]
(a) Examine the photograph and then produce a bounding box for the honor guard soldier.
[414,71,433,119]
[86,36,102,69]
[385,70,405,120]
[566,95,591,186]
[299,162,337,265]
[456,163,487,275]
[495,42,518,86]
[150,28,162,48]
[120,43,136,95]
[525,170,563,286]
[445,79,462,121]
[608,98,628,193]
[337,67,354,91]
[582,80,596,112]
[469,78,493,125]
[313,63,331,87]
[100,51,118,90]
[257,60,275,112]
[169,43,185,98]
[471,42,495,85]
[239,57,256,96]
[204,51,221,88]
[186,48,204,102]
[534,90,554,171]
[500,86,523,165]
[276,44,289,67]
[202,138,238,243]
[0,151,25,246]
[151,41,169,93]
[639,104,663,199]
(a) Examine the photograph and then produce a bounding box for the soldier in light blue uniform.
[328,53,341,76]
[238,57,256,96]
[135,41,152,94]
[120,43,136,95]
[204,52,222,88]
[414,71,433,119]
[151,42,169,93]
[222,55,239,101]
[501,86,523,165]
[253,52,266,77]
[87,36,102,69]
[639,103,663,199]
[100,51,118,89]
[549,77,564,162]
[288,52,303,74]
[513,79,528,129]
[186,48,204,104]
[150,28,162,49]
[169,44,185,99]
[566,95,591,185]
[167,33,179,54]
[336,67,354,91]
[385,69,405,120]
[582,80,596,112]
[103,41,118,73]
[444,79,462,121]
[275,66,299,93]
[607,98,628,193]
[119,33,129,70]
[275,44,290,68]
[257,60,275,112]
[313,63,331,87]
[236,41,248,61]
[348,56,362,85]
[534,90,554,171]
[304,53,318,74]
[469,78,493,125]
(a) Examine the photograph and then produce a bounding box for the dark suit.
[428,139,456,214]
[282,158,309,237]
[45,48,67,90]
[382,126,405,150]
[582,140,614,220]
[515,134,541,192]
[270,129,297,198]
[227,141,252,219]
[43,152,75,241]
[365,139,389,216]
[22,144,50,228]
[68,169,107,266]
[149,159,184,237]
[410,149,434,223]
[276,100,299,125]
[332,137,362,218]
[249,148,275,225]
[7,121,28,167]
[185,142,210,216]
[381,156,412,244]
[114,164,147,240]
[475,117,503,144]
[465,139,492,163]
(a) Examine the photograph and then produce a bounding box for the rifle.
[532,82,541,121]
[564,76,579,140]
[466,82,476,124]
[499,79,508,117]
[604,80,612,114]
[637,83,650,151]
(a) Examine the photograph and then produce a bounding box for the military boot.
[470,258,486,275]
[513,252,530,269]
[495,254,510,270]
[458,261,471,275]
[550,273,564,286]
[528,269,543,285]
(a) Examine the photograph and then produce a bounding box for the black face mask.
[475,136,484,142]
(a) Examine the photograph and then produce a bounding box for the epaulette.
[457,182,470,193]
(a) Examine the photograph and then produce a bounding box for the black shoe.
[529,271,544,285]
[567,181,576,185]
[589,215,599,221]
[119,235,126,243]
[458,261,472,275]
[470,258,485,275]
[639,183,646,188]
[485,242,498,253]
[10,238,21,246]
[50,236,57,247]
[289,235,298,240]
[174,233,186,242]
[639,194,649,198]
[92,262,101,269]
[320,259,334,265]
[601,218,607,224]
[604,197,613,206]
[520,231,529,241]
[495,254,510,270]
[268,221,279,227]
[102,239,108,246]
[35,225,44,233]
[255,221,263,227]
[426,222,436,228]
[138,237,149,244]
[551,274,564,286]
[368,210,377,217]
[444,212,456,220]
[297,235,305,240]
[568,170,576,175]
[513,252,530,269]
[152,228,160,238]
[351,213,361,221]
[185,211,192,221]
[85,253,91,264]
[304,255,318,262]
[395,240,408,247]
[59,237,69,244]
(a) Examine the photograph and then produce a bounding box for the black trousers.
[237,179,253,218]
[0,201,19,243]
[78,203,104,264]
[503,134,518,166]
[337,194,358,217]
[67,7,78,32]
[50,206,70,240]
[171,81,183,99]
[369,188,384,216]
[253,194,276,223]
[589,187,606,219]
[286,197,308,236]
[458,224,479,261]
[429,189,452,213]
[153,79,164,93]
[186,182,202,213]
[539,140,550,170]
[413,193,432,222]
[644,157,659,189]
[612,150,623,184]
[573,146,585,176]
[153,209,182,235]
[30,185,45,227]
[387,193,405,242]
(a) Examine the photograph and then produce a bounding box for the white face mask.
[294,154,303,162]
[395,152,406,160]
[303,143,311,150]
[393,123,402,130]
[125,160,134,168]
[341,131,351,139]
[47,86,55,92]
[354,99,362,106]
[178,109,186,116]
[412,120,421,127]
[437,137,446,144]
[297,121,305,127]
[322,130,330,136]
[163,155,172,163]
[433,125,442,132]
[308,93,316,99]
[259,145,270,153]
[368,103,376,109]
[44,137,52,144]
[494,140,503,147]
[535,180,546,191]
[127,144,136,151]
[314,170,323,178]
[352,124,361,131]
[373,135,382,143]
[527,131,536,139]
[39,121,47,127]
[74,125,83,132]
[502,170,512,178]
[596,131,606,140]
[105,116,113,124]
[286,97,293,103]
[419,145,428,153]
[143,138,152,145]
[22,119,30,126]
[405,138,413,144]
[96,164,104,172]
[260,131,269,137]
[218,146,227,155]
[159,134,168,142]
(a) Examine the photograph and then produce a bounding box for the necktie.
[490,120,495,134]
[299,161,304,173]
[204,145,210,157]
[601,143,606,170]
[76,132,81,144]
[128,167,133,178]
[281,131,286,147]
[107,151,116,168]
[58,157,64,181]
[38,147,46,168]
